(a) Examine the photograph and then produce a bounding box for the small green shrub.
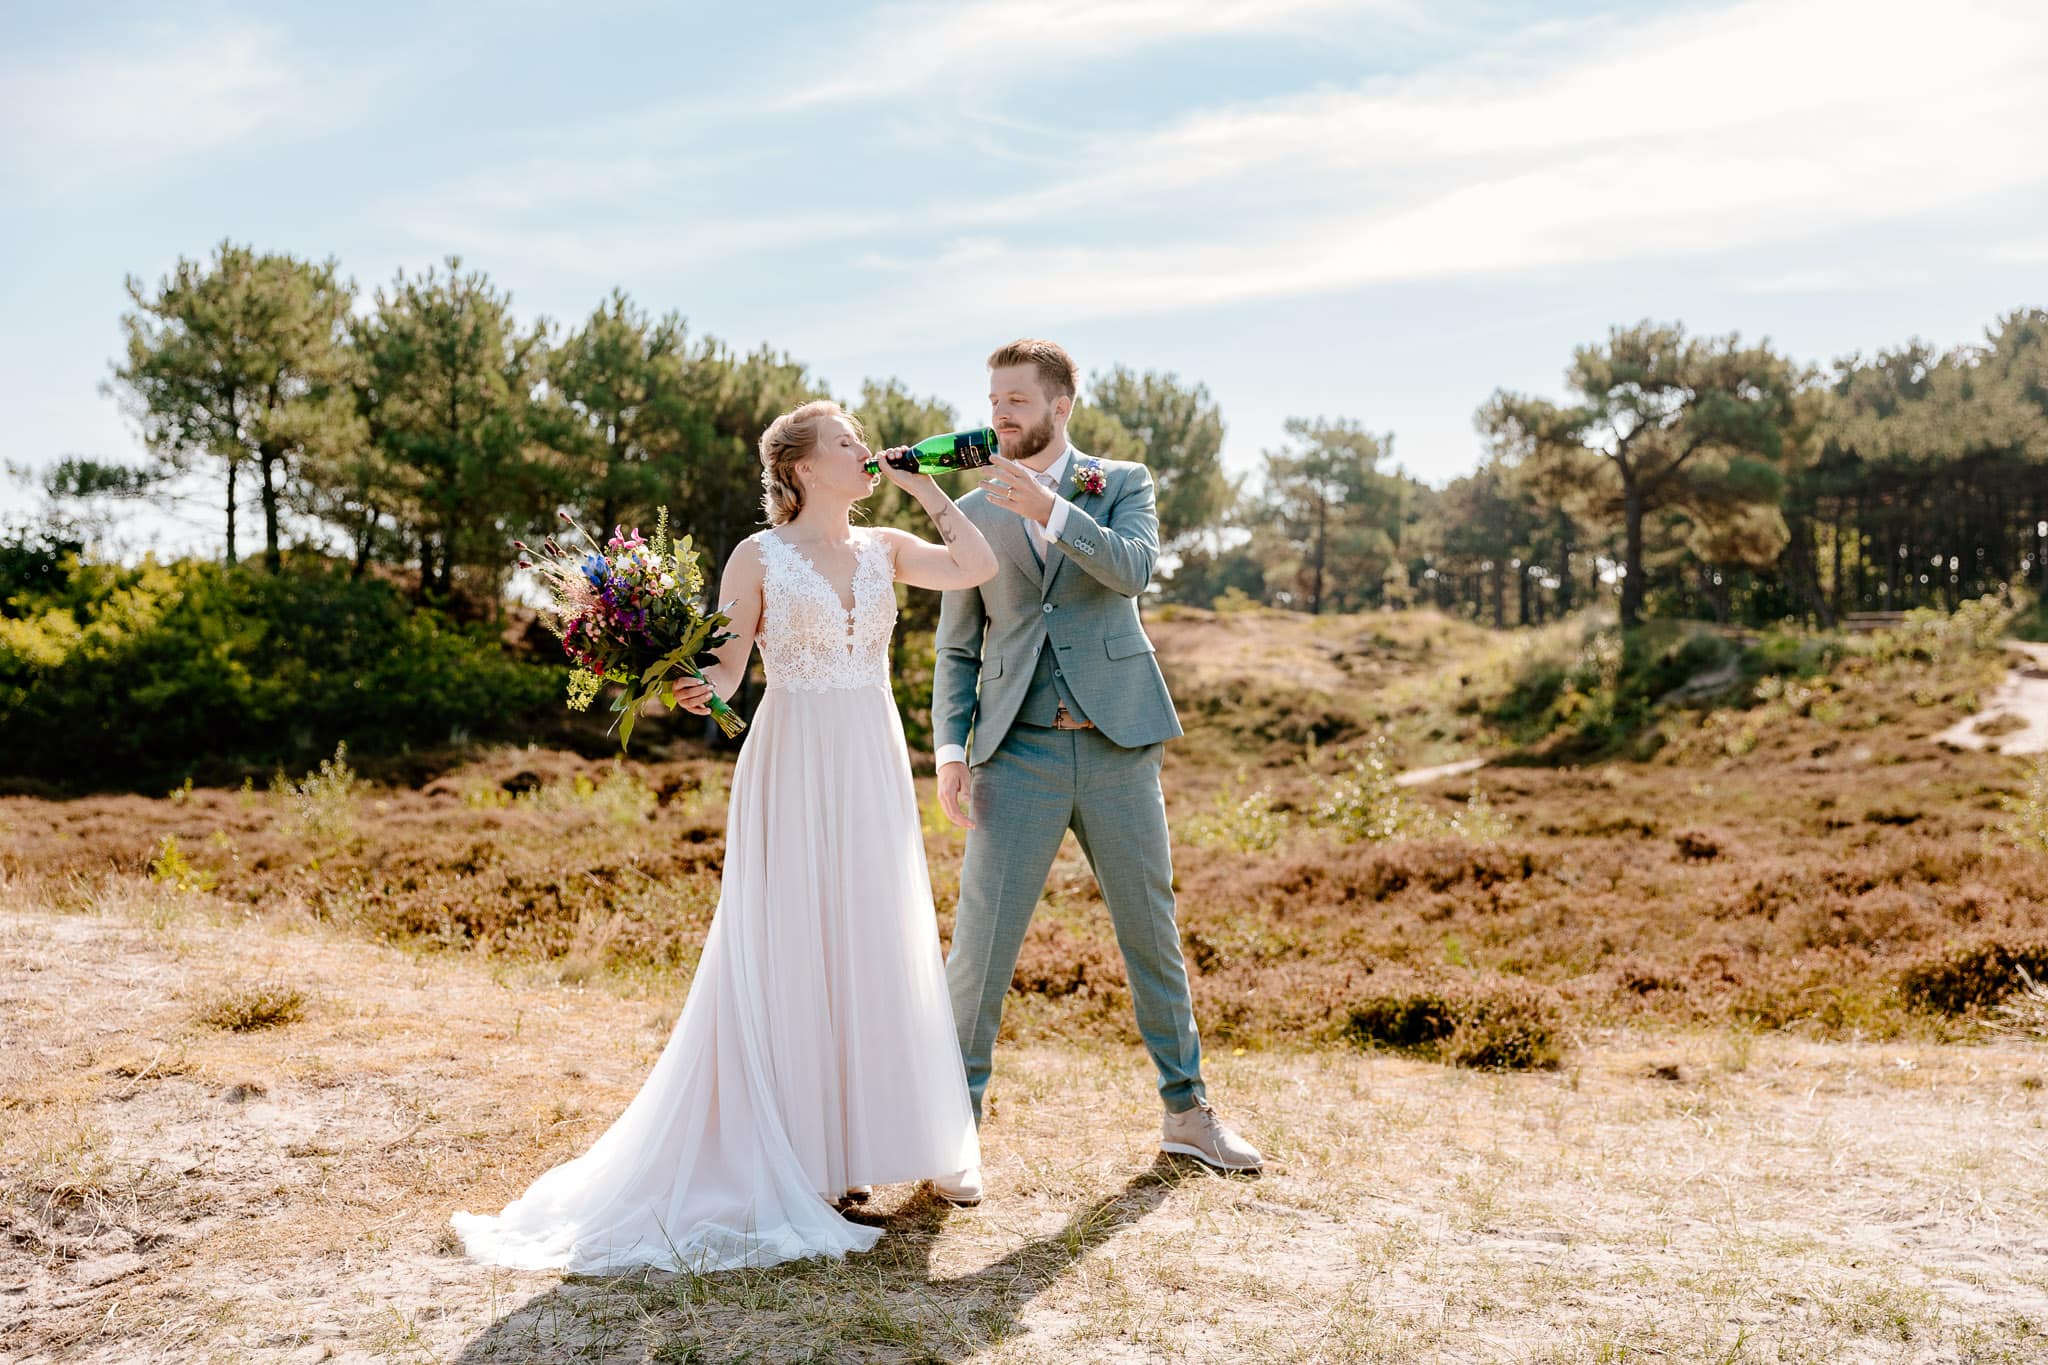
[1861,593,2013,663]
[149,834,217,893]
[1308,738,1509,845]
[1998,753,2048,854]
[196,981,308,1032]
[1311,737,1409,842]
[1183,770,1289,852]
[273,743,365,844]
[1344,974,1564,1070]
[1443,785,1511,842]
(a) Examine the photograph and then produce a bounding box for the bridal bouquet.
[518,508,746,750]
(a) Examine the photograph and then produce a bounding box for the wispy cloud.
[836,0,2048,337]
[4,24,293,162]
[1,19,407,189]
[775,0,1400,110]
[330,0,2048,354]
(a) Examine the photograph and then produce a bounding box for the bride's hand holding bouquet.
[518,508,746,751]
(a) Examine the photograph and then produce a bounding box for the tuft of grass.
[1344,973,1565,1070]
[194,980,308,1032]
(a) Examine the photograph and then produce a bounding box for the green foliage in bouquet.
[522,507,744,751]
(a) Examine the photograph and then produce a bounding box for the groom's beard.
[1001,412,1057,461]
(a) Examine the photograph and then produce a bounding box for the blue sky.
[4,0,2045,556]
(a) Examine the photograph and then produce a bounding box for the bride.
[451,401,1000,1274]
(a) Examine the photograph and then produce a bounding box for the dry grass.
[4,891,2047,1363]
[4,606,2048,1358]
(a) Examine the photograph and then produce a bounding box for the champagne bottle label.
[866,427,1000,475]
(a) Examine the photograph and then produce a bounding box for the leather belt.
[1051,704,1095,731]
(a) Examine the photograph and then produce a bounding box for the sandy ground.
[1937,642,2048,756]
[4,893,2048,1364]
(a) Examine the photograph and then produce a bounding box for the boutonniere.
[1073,457,1107,496]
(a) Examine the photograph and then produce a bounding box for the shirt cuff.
[935,743,969,769]
[1044,496,1073,543]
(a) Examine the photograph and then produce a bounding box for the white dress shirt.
[935,444,1078,771]
[1026,445,1075,554]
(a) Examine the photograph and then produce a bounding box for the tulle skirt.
[450,683,980,1274]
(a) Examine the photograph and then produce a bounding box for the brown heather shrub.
[1343,973,1565,1070]
[3,612,2044,1049]
[1899,939,2048,1016]
[1673,829,1723,860]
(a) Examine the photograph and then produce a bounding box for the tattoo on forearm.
[934,505,958,545]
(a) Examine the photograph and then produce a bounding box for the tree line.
[1172,315,2047,629]
[48,240,2048,632]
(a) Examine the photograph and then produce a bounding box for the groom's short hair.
[987,339,1079,403]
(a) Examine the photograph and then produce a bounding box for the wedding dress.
[452,526,979,1273]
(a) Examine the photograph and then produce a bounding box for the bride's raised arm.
[668,539,764,716]
[875,451,999,591]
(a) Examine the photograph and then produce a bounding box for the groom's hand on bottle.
[667,676,715,716]
[937,761,975,829]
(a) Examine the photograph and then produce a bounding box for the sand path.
[1937,640,2048,756]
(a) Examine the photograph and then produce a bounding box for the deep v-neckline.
[773,529,870,617]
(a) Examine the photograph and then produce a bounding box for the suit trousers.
[945,721,1205,1121]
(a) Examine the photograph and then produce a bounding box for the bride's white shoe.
[932,1167,983,1207]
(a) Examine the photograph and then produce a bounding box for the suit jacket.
[933,451,1182,766]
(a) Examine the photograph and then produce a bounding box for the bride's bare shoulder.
[724,535,771,579]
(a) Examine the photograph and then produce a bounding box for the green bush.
[1183,769,1290,852]
[0,556,562,786]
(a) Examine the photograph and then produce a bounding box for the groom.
[931,339,1262,1203]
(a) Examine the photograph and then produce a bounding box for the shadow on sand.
[451,1155,1216,1362]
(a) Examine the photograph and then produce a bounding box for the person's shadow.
[450,1154,1208,1362]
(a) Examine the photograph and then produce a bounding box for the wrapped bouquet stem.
[518,508,745,751]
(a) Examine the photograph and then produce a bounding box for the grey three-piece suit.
[933,450,1205,1120]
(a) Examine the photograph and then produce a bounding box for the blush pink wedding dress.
[452,527,979,1273]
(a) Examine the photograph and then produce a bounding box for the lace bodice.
[754,529,896,692]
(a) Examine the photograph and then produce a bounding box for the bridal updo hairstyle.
[759,399,863,526]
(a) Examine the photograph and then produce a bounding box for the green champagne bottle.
[865,426,1000,476]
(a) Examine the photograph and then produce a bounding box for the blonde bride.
[451,401,997,1273]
